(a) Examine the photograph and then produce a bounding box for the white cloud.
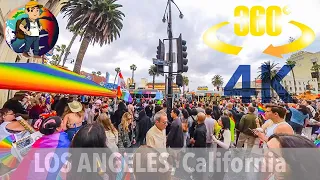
[55,0,320,91]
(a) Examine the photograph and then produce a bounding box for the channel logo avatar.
[203,5,315,58]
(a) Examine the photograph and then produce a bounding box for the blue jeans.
[24,35,39,55]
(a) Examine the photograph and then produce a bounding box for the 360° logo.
[203,5,316,58]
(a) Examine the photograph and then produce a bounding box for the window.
[290,87,292,91]
[299,87,302,91]
[299,82,301,85]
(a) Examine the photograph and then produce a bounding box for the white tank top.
[262,121,289,148]
[0,122,29,141]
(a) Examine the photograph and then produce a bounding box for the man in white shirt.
[146,111,168,150]
[204,108,216,147]
[19,1,43,58]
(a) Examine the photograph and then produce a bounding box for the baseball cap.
[26,0,43,9]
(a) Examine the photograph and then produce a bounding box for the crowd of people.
[0,91,320,180]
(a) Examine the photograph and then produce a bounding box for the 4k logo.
[203,5,315,58]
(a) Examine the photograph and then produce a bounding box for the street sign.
[153,58,168,65]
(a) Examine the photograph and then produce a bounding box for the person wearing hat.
[19,0,43,58]
[62,101,85,141]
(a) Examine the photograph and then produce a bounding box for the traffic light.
[177,34,188,73]
[176,74,183,87]
[156,39,165,60]
[155,39,165,73]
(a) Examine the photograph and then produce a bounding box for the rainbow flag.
[314,139,320,148]
[0,63,116,97]
[10,132,70,180]
[258,104,266,119]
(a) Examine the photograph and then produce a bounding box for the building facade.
[0,0,67,107]
[287,51,320,92]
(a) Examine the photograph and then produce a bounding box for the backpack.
[15,18,40,39]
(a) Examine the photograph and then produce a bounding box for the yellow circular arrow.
[263,21,315,58]
[203,21,243,55]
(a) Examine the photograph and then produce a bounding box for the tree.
[182,76,189,93]
[258,61,282,97]
[212,75,224,91]
[97,71,102,76]
[55,44,67,65]
[113,67,121,88]
[62,25,84,67]
[50,54,59,65]
[287,37,297,95]
[61,0,125,74]
[148,65,159,89]
[92,71,97,76]
[130,64,137,84]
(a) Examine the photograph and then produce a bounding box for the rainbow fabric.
[258,104,266,119]
[314,139,320,147]
[0,63,116,97]
[0,135,17,169]
[10,132,70,180]
[229,117,235,142]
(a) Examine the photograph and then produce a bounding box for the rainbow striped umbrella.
[0,63,116,97]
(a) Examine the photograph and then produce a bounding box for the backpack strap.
[25,18,30,30]
[36,19,41,28]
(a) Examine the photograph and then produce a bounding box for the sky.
[54,0,320,91]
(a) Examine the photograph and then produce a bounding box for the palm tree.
[55,44,67,65]
[182,76,189,93]
[287,37,297,95]
[212,75,224,91]
[92,71,97,76]
[311,62,320,86]
[113,67,121,87]
[148,65,159,89]
[61,0,125,74]
[50,54,59,65]
[97,71,102,76]
[62,25,84,67]
[130,64,137,84]
[258,61,282,97]
[286,59,297,95]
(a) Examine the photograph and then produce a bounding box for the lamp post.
[162,0,184,121]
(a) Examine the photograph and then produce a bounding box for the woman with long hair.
[264,134,320,180]
[62,101,85,141]
[118,112,135,149]
[97,113,119,152]
[67,123,119,180]
[287,103,310,134]
[11,116,70,180]
[211,115,232,180]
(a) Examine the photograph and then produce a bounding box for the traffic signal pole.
[167,0,173,121]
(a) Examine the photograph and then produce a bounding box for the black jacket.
[137,111,152,141]
[194,123,207,147]
[167,118,184,148]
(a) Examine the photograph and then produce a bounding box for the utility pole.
[167,0,173,121]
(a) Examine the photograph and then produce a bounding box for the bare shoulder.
[275,123,294,135]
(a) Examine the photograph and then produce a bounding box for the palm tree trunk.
[152,75,155,89]
[73,34,90,74]
[291,69,297,95]
[131,70,134,84]
[57,50,64,65]
[62,33,77,67]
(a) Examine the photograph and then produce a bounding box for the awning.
[0,63,116,97]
